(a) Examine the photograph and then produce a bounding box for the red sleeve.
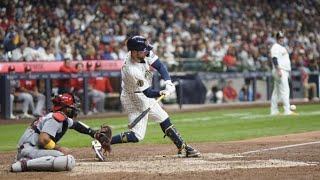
[223,88,228,97]
[104,78,114,93]
[88,78,96,86]
[20,80,26,88]
[30,80,37,90]
[71,78,82,91]
[232,89,237,98]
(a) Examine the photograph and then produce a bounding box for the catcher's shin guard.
[10,155,75,172]
[164,125,200,158]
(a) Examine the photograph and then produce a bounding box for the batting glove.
[160,90,171,97]
[164,80,175,94]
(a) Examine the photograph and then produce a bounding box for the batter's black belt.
[134,91,142,93]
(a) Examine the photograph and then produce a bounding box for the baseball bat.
[128,95,165,129]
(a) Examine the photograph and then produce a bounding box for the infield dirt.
[1,131,320,180]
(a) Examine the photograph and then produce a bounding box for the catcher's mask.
[52,93,80,118]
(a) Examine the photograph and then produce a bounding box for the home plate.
[70,157,317,175]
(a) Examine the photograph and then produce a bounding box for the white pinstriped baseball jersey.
[270,43,291,71]
[121,51,169,140]
[270,42,292,115]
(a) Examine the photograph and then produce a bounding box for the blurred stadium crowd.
[0,0,319,72]
[1,0,320,119]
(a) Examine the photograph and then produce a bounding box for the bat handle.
[127,124,132,129]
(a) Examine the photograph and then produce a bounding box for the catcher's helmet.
[52,93,80,118]
[126,36,153,52]
[276,31,284,39]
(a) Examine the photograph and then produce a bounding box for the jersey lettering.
[137,79,144,87]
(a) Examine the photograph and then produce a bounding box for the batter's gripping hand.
[160,90,171,98]
[95,124,112,154]
[164,80,175,93]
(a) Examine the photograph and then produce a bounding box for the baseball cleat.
[10,160,27,172]
[91,140,105,161]
[286,112,299,116]
[178,144,201,158]
[270,112,282,116]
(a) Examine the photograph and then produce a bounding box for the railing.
[1,70,319,119]
[0,71,121,119]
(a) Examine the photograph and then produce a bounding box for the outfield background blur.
[1,103,319,151]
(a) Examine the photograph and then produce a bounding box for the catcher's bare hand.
[95,124,112,154]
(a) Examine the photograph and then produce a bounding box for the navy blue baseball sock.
[111,131,139,144]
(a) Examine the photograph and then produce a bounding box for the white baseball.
[290,105,296,111]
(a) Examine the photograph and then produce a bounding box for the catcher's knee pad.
[53,155,76,171]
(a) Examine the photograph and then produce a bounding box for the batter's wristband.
[44,140,56,149]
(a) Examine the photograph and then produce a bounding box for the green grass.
[1,104,320,151]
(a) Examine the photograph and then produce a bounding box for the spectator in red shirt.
[19,66,45,117]
[86,62,114,113]
[223,80,238,103]
[223,47,239,72]
[93,62,114,93]
[71,63,85,95]
[73,62,105,114]
[299,63,319,102]
[56,58,78,94]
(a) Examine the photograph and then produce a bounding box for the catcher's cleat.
[178,144,201,158]
[10,160,27,172]
[91,140,105,161]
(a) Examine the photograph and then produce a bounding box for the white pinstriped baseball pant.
[121,92,169,140]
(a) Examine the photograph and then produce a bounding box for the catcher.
[10,93,112,172]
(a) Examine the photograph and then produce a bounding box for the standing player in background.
[94,62,114,93]
[9,66,36,119]
[73,62,106,114]
[8,66,18,119]
[20,65,45,117]
[56,58,78,94]
[87,62,115,113]
[270,32,297,115]
[10,93,110,172]
[223,80,238,103]
[110,36,200,157]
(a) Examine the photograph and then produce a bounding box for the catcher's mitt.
[95,124,112,154]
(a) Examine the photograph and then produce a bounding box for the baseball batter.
[110,36,200,157]
[270,31,297,115]
[10,93,102,172]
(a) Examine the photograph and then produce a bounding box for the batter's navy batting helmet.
[126,36,153,52]
[276,31,284,39]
